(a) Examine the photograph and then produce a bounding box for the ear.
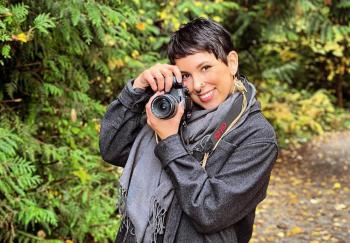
[227,51,238,76]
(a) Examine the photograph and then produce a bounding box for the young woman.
[100,18,278,243]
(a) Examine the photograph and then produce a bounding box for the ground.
[251,131,350,243]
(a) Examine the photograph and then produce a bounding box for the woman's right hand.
[133,63,182,92]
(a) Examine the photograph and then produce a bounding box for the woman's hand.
[133,63,182,92]
[145,92,184,140]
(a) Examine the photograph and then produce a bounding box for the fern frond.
[1,44,11,59]
[10,3,28,23]
[86,3,102,27]
[42,83,64,97]
[33,13,56,34]
[262,61,299,83]
[18,199,58,227]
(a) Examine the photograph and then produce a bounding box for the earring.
[200,82,205,87]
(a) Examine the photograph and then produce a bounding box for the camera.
[151,77,192,121]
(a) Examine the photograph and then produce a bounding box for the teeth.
[200,90,213,99]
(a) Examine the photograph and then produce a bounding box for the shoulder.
[224,103,277,146]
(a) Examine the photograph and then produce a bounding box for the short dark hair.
[167,18,234,65]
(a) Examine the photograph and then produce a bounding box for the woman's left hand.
[146,92,184,140]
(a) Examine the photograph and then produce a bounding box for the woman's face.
[175,51,237,110]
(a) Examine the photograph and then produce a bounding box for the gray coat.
[99,81,278,243]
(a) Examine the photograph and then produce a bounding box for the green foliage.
[0,0,349,241]
[33,13,56,35]
[258,80,343,147]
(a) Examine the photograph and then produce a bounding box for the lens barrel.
[151,94,178,119]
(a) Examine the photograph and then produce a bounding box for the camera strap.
[200,76,253,168]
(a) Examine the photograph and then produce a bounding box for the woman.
[100,18,278,243]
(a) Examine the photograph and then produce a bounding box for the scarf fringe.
[148,195,167,243]
[118,187,135,236]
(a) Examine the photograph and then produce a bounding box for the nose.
[193,76,203,94]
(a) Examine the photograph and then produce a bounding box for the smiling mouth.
[198,89,215,102]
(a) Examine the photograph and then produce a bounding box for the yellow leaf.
[132,50,140,59]
[103,34,116,46]
[288,193,299,204]
[121,21,127,29]
[136,22,145,31]
[95,122,100,132]
[108,58,124,70]
[12,33,28,43]
[194,1,203,6]
[72,168,91,183]
[213,16,222,22]
[333,182,341,189]
[310,198,320,204]
[334,204,346,210]
[287,226,303,236]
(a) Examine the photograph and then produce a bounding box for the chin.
[200,101,220,110]
[192,96,222,110]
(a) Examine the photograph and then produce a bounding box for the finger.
[144,70,158,91]
[145,105,152,127]
[160,68,173,92]
[145,95,155,124]
[151,69,165,91]
[165,64,182,83]
[175,101,185,119]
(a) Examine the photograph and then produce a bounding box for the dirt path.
[251,131,350,243]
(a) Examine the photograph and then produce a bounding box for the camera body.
[151,77,192,121]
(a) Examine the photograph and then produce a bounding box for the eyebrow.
[196,61,209,69]
[180,61,210,73]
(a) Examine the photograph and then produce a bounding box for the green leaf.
[1,44,11,58]
[34,13,56,34]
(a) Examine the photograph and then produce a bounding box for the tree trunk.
[336,76,344,107]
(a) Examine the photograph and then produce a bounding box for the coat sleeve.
[154,133,278,234]
[99,80,150,167]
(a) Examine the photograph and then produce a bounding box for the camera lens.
[151,95,177,119]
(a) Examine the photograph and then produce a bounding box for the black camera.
[151,77,192,121]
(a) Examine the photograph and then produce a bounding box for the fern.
[18,199,57,227]
[86,3,102,27]
[4,81,17,99]
[33,13,55,34]
[1,44,11,59]
[0,128,23,156]
[10,3,29,23]
[80,22,93,44]
[262,61,299,84]
[42,83,64,97]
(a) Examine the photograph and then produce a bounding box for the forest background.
[0,0,349,242]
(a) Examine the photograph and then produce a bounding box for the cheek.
[183,80,193,92]
[203,72,218,85]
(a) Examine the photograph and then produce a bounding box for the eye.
[182,73,191,81]
[202,65,211,71]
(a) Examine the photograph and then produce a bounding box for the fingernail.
[180,100,185,108]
